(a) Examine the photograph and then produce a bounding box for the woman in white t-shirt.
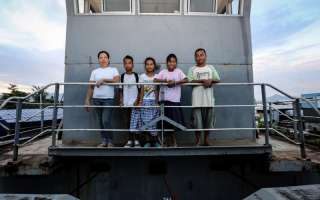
[85,50,120,147]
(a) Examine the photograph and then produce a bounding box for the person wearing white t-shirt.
[119,55,141,147]
[188,48,220,146]
[133,57,160,147]
[85,50,120,147]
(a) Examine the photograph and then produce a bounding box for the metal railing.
[1,82,320,161]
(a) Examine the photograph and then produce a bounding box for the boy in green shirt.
[188,48,220,146]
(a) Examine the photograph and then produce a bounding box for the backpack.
[120,72,140,90]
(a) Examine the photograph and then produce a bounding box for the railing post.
[295,98,306,159]
[13,99,22,161]
[261,84,270,145]
[51,83,60,147]
[268,102,273,128]
[292,101,298,141]
[40,92,44,133]
[160,102,164,147]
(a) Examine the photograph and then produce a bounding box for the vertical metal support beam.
[261,84,270,145]
[292,101,298,140]
[160,102,164,147]
[51,83,60,147]
[13,99,22,161]
[239,0,244,15]
[40,92,44,133]
[268,102,273,128]
[295,99,306,159]
[84,0,90,13]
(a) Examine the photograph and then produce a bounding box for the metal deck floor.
[48,137,272,157]
[48,144,272,157]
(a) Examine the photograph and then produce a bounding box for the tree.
[0,84,30,109]
[1,84,29,99]
[31,85,49,103]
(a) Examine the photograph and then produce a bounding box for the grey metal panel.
[65,16,251,64]
[63,0,254,145]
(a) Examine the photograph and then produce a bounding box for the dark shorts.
[162,101,185,130]
[192,107,215,130]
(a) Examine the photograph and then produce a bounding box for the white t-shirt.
[120,73,139,106]
[139,73,156,100]
[89,67,119,99]
[187,65,220,107]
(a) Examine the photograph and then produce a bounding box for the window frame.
[73,0,244,16]
[74,0,136,15]
[184,0,244,17]
[137,0,183,16]
[185,0,217,16]
[230,0,244,16]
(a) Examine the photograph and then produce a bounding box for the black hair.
[123,55,134,63]
[166,54,178,63]
[194,48,207,56]
[97,50,110,59]
[144,57,156,66]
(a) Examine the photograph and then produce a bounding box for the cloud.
[0,1,66,51]
[0,80,33,94]
[0,0,319,100]
[251,0,320,50]
[0,1,66,95]
[253,19,320,96]
[0,45,65,87]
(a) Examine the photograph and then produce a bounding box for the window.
[103,0,131,12]
[76,0,103,14]
[216,0,229,14]
[74,0,243,16]
[139,0,181,14]
[231,0,242,15]
[216,0,242,15]
[75,0,133,14]
[77,0,85,13]
[189,0,215,13]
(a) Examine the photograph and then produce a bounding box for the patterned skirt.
[130,99,159,136]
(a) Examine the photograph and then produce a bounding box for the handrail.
[300,98,320,116]
[304,133,320,138]
[0,81,292,108]
[0,83,56,109]
[303,116,320,119]
[269,106,297,122]
[270,128,300,145]
[264,83,298,100]
[56,104,258,108]
[2,81,313,161]
[0,122,10,131]
[20,129,51,147]
[0,100,59,106]
[55,128,266,132]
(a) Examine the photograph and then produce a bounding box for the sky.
[0,0,319,97]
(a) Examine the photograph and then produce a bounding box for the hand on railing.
[85,99,92,112]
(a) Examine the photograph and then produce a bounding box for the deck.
[0,135,319,175]
[48,138,272,157]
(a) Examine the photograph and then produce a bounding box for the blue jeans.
[92,98,114,144]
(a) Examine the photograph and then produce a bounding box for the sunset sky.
[0,0,319,96]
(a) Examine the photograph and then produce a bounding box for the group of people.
[85,48,220,148]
